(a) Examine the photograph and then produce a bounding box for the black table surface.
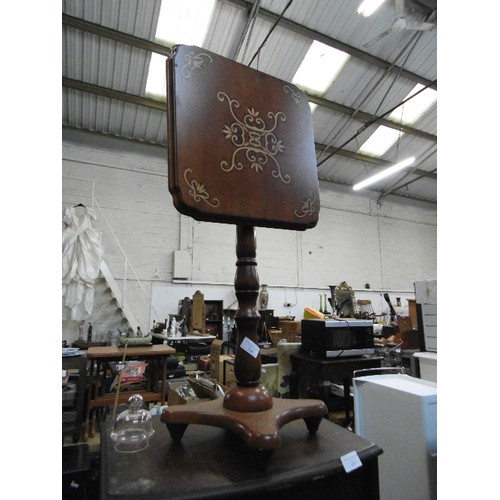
[290,352,384,373]
[100,414,382,500]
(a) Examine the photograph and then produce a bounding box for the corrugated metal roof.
[62,0,437,205]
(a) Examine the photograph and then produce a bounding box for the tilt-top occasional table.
[161,44,327,453]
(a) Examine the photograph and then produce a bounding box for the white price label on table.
[240,337,260,358]
[340,450,362,473]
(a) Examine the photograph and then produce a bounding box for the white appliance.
[413,280,437,383]
[354,374,437,500]
[413,352,437,382]
[414,280,437,353]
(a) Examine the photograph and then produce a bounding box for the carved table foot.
[166,423,188,441]
[304,415,324,434]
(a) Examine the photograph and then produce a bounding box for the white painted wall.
[62,128,436,342]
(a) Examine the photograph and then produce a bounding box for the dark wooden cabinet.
[258,309,277,342]
[289,353,383,424]
[205,300,223,339]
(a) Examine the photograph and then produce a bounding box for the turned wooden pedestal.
[161,226,327,450]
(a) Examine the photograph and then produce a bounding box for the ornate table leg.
[223,225,273,413]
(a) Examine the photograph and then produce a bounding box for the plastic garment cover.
[62,206,104,320]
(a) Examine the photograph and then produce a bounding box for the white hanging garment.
[62,205,104,320]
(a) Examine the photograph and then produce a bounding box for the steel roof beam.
[63,77,166,111]
[63,76,435,183]
[62,14,435,143]
[221,0,436,90]
[62,13,172,56]
[308,94,436,143]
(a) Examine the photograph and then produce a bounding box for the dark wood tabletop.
[100,414,382,500]
[167,44,320,231]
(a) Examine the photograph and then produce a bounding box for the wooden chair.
[161,45,327,452]
[357,299,376,319]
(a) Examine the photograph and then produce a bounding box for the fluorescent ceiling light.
[292,40,350,95]
[389,84,437,125]
[353,156,415,191]
[357,0,386,17]
[356,85,436,159]
[155,0,216,46]
[357,125,401,157]
[145,0,216,99]
[145,53,168,99]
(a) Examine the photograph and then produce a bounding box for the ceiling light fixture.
[145,0,216,99]
[389,84,437,125]
[357,125,402,157]
[353,156,415,191]
[357,0,386,17]
[292,40,350,95]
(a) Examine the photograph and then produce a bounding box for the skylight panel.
[145,0,216,100]
[357,0,386,17]
[155,0,216,47]
[357,125,402,157]
[292,41,350,96]
[145,53,167,99]
[356,84,436,158]
[389,84,437,125]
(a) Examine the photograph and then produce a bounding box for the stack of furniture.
[62,353,88,444]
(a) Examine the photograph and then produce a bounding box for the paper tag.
[340,451,362,473]
[240,337,260,358]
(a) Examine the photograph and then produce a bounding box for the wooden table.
[161,45,327,450]
[84,345,175,441]
[152,334,217,343]
[100,415,382,500]
[289,353,383,425]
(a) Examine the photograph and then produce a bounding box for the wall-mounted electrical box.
[173,250,191,280]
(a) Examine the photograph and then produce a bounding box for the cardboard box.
[167,380,210,406]
[209,339,224,380]
[188,377,228,399]
[219,355,236,385]
[167,377,229,406]
[207,339,237,385]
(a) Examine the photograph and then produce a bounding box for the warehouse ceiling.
[62,0,437,205]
